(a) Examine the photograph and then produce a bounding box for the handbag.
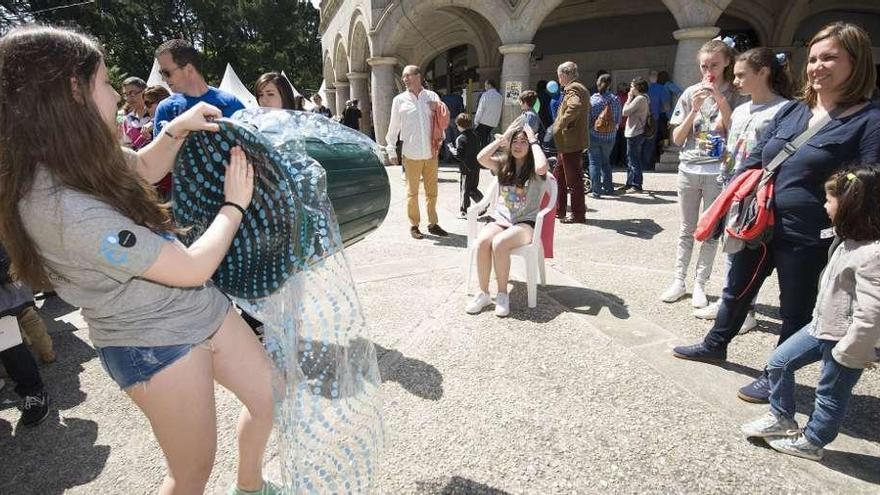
[696,104,843,252]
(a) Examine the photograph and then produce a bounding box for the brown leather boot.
[18,306,55,363]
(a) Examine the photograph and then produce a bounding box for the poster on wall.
[505,81,522,105]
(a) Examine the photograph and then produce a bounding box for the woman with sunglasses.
[120,76,151,150]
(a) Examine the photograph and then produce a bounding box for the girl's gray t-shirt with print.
[18,152,230,348]
[669,82,749,175]
[721,96,790,181]
[494,173,547,225]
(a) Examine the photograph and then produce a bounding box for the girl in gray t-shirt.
[662,39,748,309]
[467,122,550,318]
[0,26,278,494]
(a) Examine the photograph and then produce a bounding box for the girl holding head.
[0,26,277,495]
[468,123,549,317]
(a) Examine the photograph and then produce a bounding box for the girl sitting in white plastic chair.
[467,122,549,317]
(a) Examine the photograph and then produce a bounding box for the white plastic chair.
[465,172,557,308]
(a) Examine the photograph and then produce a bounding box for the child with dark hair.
[448,113,484,217]
[740,165,880,460]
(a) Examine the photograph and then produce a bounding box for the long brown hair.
[802,22,876,108]
[498,128,536,188]
[0,25,174,286]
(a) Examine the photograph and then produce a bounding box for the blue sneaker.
[672,343,727,363]
[738,373,771,403]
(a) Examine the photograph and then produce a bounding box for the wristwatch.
[529,140,539,146]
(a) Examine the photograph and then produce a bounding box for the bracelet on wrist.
[221,201,247,217]
[164,128,186,141]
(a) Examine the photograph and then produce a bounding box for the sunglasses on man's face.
[159,65,182,78]
[123,90,143,98]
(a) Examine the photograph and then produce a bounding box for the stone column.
[368,56,398,147]
[325,88,337,116]
[334,82,350,119]
[499,43,535,128]
[347,72,371,135]
[672,26,721,88]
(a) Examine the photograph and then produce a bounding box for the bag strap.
[763,106,845,178]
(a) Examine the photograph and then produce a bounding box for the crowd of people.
[0,16,878,494]
[419,21,880,462]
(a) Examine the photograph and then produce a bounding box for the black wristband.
[221,201,247,217]
[164,128,186,140]
[529,140,539,146]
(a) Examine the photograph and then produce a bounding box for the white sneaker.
[660,280,686,303]
[466,292,492,314]
[494,292,510,317]
[741,411,798,438]
[692,284,708,308]
[693,300,720,319]
[741,310,758,333]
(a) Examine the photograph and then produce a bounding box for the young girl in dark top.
[741,165,880,460]
[448,113,484,217]
[673,22,880,404]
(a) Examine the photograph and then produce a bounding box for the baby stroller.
[542,124,591,194]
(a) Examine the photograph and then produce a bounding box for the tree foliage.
[0,0,322,92]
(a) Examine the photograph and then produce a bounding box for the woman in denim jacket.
[740,165,880,460]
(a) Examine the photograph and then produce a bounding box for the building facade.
[319,0,880,149]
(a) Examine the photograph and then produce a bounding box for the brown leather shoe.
[410,226,424,239]
[427,224,449,236]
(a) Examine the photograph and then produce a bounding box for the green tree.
[0,0,322,92]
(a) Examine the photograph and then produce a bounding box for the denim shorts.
[97,343,196,389]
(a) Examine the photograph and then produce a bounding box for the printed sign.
[505,81,522,105]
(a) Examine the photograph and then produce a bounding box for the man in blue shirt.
[152,39,245,139]
[151,39,263,333]
[644,70,672,170]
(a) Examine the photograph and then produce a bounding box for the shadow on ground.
[585,217,663,239]
[414,476,512,494]
[0,296,109,494]
[496,282,629,324]
[606,192,676,206]
[0,415,109,494]
[375,344,444,401]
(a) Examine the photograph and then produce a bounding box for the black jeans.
[459,170,483,213]
[0,342,43,397]
[704,239,828,350]
[475,124,493,149]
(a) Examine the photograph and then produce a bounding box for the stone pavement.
[1,164,878,494]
